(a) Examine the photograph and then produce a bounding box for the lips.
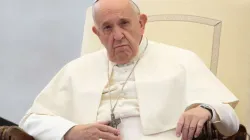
[114,45,128,48]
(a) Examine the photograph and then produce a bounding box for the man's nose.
[113,28,124,40]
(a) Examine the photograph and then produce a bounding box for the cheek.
[134,24,144,35]
[136,27,144,35]
[140,28,145,34]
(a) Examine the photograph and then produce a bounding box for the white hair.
[92,0,141,24]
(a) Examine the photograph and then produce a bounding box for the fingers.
[176,115,184,137]
[177,116,206,140]
[98,131,120,140]
[182,116,191,140]
[188,118,199,140]
[194,119,206,138]
[95,124,120,136]
[177,106,211,140]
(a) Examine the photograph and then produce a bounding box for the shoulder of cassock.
[38,40,239,106]
[61,41,197,74]
[62,41,231,106]
[22,40,238,121]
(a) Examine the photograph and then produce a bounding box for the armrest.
[0,126,34,140]
[193,123,248,140]
[225,124,248,140]
[0,124,248,140]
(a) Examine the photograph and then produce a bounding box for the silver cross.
[108,113,121,128]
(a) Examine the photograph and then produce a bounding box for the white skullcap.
[92,0,140,13]
[93,0,139,4]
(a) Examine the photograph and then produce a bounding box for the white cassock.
[19,37,239,140]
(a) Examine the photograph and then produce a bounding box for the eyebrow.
[101,22,111,28]
[100,18,131,27]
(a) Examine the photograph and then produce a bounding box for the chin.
[116,60,130,65]
[115,54,132,64]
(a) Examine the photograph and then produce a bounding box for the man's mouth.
[114,45,128,48]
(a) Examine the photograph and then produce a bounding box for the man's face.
[92,0,147,64]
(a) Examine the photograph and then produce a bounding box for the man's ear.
[92,26,99,36]
[139,14,148,34]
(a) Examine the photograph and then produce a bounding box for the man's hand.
[64,121,121,140]
[176,106,212,140]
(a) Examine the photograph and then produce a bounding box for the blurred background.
[0,0,93,123]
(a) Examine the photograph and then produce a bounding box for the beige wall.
[81,0,250,133]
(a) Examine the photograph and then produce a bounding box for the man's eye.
[103,26,111,30]
[121,21,128,25]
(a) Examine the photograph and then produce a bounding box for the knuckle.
[189,126,196,131]
[197,125,203,129]
[183,124,189,129]
[177,122,184,126]
[102,126,108,132]
[197,123,204,128]
[203,116,210,120]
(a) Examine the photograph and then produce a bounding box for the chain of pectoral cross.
[106,38,148,128]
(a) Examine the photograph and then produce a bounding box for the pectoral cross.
[108,113,121,128]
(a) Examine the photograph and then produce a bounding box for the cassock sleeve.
[19,114,76,140]
[19,63,78,139]
[209,103,239,136]
[184,52,239,136]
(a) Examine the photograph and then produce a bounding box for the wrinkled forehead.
[93,0,139,15]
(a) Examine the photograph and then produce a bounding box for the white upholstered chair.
[81,0,250,136]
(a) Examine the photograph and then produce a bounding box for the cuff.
[206,104,220,123]
[56,117,76,140]
[21,114,76,140]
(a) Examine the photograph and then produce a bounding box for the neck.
[114,59,132,65]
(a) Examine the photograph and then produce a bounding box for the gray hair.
[92,0,141,24]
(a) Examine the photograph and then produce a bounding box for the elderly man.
[19,0,239,140]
